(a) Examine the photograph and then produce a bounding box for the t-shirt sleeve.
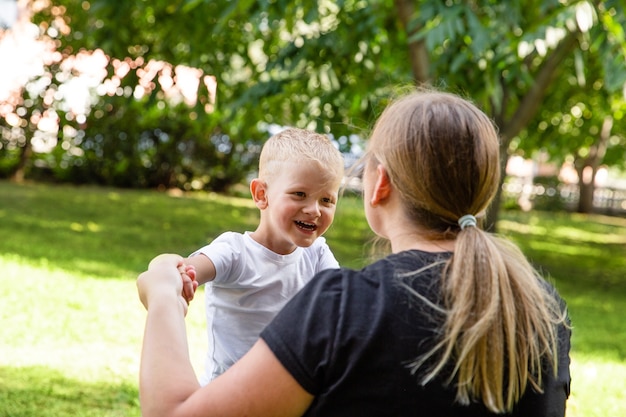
[189,232,244,284]
[312,237,340,273]
[260,268,344,394]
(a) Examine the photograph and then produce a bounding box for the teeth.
[295,221,316,230]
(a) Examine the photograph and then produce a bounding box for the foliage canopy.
[0,1,624,211]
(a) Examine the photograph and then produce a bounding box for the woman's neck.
[387,228,456,254]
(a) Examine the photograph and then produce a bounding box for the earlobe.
[250,179,268,209]
[370,165,392,206]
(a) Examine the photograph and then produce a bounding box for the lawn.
[1,180,624,416]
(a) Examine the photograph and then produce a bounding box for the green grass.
[497,211,626,417]
[499,212,626,362]
[1,180,624,416]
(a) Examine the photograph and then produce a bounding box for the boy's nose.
[303,200,321,216]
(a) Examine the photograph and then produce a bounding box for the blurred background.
[1,0,625,226]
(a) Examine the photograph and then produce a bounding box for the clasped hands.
[137,254,199,315]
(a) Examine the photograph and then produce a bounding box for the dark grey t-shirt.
[261,250,571,417]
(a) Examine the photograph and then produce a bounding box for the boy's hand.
[179,263,198,304]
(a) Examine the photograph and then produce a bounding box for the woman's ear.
[370,164,392,206]
[250,178,268,209]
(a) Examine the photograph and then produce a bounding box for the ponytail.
[411,226,565,413]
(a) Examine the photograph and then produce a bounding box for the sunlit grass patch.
[566,356,626,417]
[0,255,207,384]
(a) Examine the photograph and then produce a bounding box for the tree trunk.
[9,136,33,183]
[394,0,430,84]
[577,172,595,213]
[576,115,612,213]
[485,30,581,231]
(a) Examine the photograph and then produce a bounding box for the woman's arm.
[137,255,314,417]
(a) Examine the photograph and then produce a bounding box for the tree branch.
[500,29,581,143]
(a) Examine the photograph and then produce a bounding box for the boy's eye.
[293,192,306,198]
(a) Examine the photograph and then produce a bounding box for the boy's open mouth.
[295,221,317,231]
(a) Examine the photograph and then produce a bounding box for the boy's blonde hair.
[258,128,344,182]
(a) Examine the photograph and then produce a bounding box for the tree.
[404,0,626,225]
[516,40,626,213]
[32,0,404,141]
[0,16,64,182]
[6,0,625,219]
[15,0,408,188]
[2,1,248,190]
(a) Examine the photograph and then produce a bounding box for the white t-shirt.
[191,231,339,384]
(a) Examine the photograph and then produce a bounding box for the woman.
[137,90,571,417]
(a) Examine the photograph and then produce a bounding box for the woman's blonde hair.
[366,90,566,413]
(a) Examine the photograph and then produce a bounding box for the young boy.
[183,127,344,384]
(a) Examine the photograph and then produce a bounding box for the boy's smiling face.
[251,160,341,255]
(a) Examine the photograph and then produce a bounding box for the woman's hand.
[138,254,197,316]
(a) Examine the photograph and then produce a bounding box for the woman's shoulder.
[307,250,449,298]
[360,250,450,279]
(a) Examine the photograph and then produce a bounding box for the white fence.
[502,181,626,216]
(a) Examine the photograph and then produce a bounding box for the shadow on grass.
[0,366,139,417]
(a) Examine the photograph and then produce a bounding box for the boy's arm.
[183,254,217,286]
